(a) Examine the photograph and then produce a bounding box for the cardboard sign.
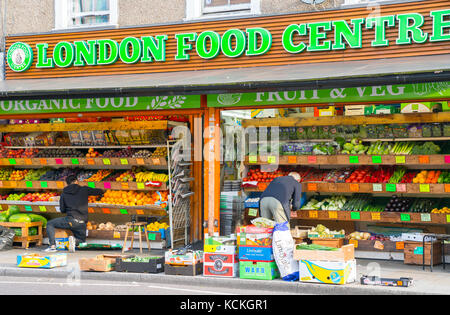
[396,184,407,192]
[307,183,318,191]
[420,213,431,222]
[288,156,297,164]
[349,239,358,248]
[88,182,96,188]
[419,184,430,193]
[328,211,338,219]
[395,156,406,164]
[249,155,257,164]
[55,158,63,165]
[103,158,111,165]
[386,184,396,192]
[349,183,359,192]
[120,158,128,165]
[371,155,382,164]
[267,156,276,164]
[136,158,145,165]
[445,155,450,164]
[40,181,48,188]
[307,156,317,164]
[372,184,383,192]
[87,158,95,165]
[400,213,411,222]
[309,211,318,219]
[418,155,430,164]
[350,212,360,220]
[396,242,405,250]
[371,212,381,220]
[374,241,384,250]
[349,156,359,164]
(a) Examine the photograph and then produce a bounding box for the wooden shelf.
[242,112,450,128]
[291,210,450,225]
[7,145,167,149]
[0,180,168,191]
[0,157,168,168]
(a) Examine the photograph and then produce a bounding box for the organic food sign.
[6,9,450,72]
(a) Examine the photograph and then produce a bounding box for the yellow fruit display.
[135,171,169,183]
[431,207,450,214]
[147,221,169,232]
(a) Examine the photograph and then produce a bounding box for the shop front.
[0,0,449,281]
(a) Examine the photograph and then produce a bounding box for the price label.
[56,181,65,189]
[87,158,95,165]
[419,184,430,193]
[445,184,450,193]
[447,215,450,223]
[288,156,297,164]
[349,183,359,192]
[372,155,382,164]
[372,184,383,192]
[121,182,129,189]
[374,241,384,250]
[88,208,95,214]
[136,158,145,165]
[396,184,407,192]
[24,159,32,165]
[351,212,361,220]
[113,231,121,239]
[307,183,318,191]
[137,183,145,190]
[103,158,111,165]
[9,181,16,188]
[349,239,358,248]
[396,242,405,250]
[371,212,381,220]
[120,209,128,215]
[40,181,48,188]
[88,182,96,188]
[414,246,424,255]
[136,209,144,215]
[328,211,338,219]
[102,208,111,214]
[268,156,276,164]
[248,208,258,217]
[40,158,47,165]
[25,205,32,212]
[349,156,359,164]
[309,210,318,218]
[55,158,63,165]
[307,156,317,164]
[420,213,431,222]
[395,156,406,164]
[400,213,411,222]
[39,206,47,212]
[445,155,450,164]
[55,206,60,213]
[386,184,396,192]
[8,159,16,165]
[419,155,430,164]
[103,182,111,189]
[120,158,128,165]
[152,158,161,165]
[71,158,79,165]
[26,181,33,188]
[249,155,257,164]
[290,211,297,218]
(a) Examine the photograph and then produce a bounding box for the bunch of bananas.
[135,171,169,183]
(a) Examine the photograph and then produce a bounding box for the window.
[186,0,260,21]
[55,0,118,30]
[342,0,408,6]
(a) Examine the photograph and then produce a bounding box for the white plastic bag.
[272,221,299,281]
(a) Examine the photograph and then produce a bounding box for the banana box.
[204,234,237,254]
[299,259,356,285]
[17,253,67,269]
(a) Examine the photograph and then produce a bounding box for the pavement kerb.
[0,266,435,295]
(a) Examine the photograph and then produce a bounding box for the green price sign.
[386,184,396,192]
[350,212,360,220]
[372,156,382,164]
[400,213,411,222]
[120,209,128,215]
[248,155,258,163]
[349,156,359,164]
[25,205,32,212]
[71,158,79,165]
[40,181,48,188]
[88,182,96,188]
[8,159,16,165]
[26,181,33,188]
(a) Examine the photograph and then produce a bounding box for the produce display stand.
[0,221,42,249]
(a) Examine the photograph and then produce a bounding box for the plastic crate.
[115,256,165,273]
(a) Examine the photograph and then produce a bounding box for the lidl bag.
[272,221,299,281]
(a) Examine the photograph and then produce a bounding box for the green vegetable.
[0,212,8,222]
[296,243,339,251]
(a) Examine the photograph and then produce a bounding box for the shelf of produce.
[7,145,168,149]
[243,182,450,194]
[0,120,172,133]
[0,157,167,168]
[0,180,168,191]
[245,154,450,166]
[242,112,450,128]
[291,210,450,225]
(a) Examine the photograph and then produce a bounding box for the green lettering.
[53,41,75,68]
[366,15,396,47]
[430,9,450,42]
[396,13,428,44]
[36,43,54,68]
[246,28,272,56]
[307,22,332,51]
[175,33,197,61]
[282,24,307,54]
[119,37,142,64]
[74,40,98,66]
[332,18,365,49]
[196,31,221,59]
[97,39,119,65]
[141,35,168,62]
[221,29,246,58]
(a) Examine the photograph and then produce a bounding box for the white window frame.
[54,0,118,30]
[186,0,260,21]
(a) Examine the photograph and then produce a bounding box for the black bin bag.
[0,226,15,251]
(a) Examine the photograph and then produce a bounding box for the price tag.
[372,155,382,164]
[55,206,60,213]
[419,155,430,164]
[121,182,129,190]
[447,214,450,223]
[152,158,161,165]
[445,184,450,193]
[88,182,96,188]
[349,239,358,248]
[120,158,128,165]
[350,183,359,192]
[350,212,360,220]
[137,183,145,190]
[400,213,411,222]
[87,158,95,165]
[372,183,383,192]
[103,182,111,189]
[328,211,338,219]
[8,158,16,165]
[349,156,359,164]
[71,158,79,165]
[396,184,407,192]
[374,241,384,250]
[307,183,318,191]
[385,183,396,192]
[120,209,128,215]
[25,205,32,212]
[249,155,257,164]
[56,181,65,189]
[414,246,424,255]
[371,212,381,220]
[249,208,258,217]
[136,158,145,165]
[396,242,405,250]
[309,210,318,218]
[290,211,297,218]
[395,156,406,164]
[445,156,450,164]
[307,156,317,164]
[420,213,431,222]
[113,231,121,239]
[9,181,16,188]
[102,208,111,214]
[419,184,430,193]
[103,158,111,165]
[88,208,95,214]
[136,210,144,215]
[55,158,63,165]
[288,156,297,164]
[39,206,47,212]
[268,156,276,164]
[40,181,48,188]
[40,158,47,165]
[25,158,32,165]
[26,181,33,188]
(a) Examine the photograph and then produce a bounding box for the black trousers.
[46,216,86,246]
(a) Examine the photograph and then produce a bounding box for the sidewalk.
[0,248,448,295]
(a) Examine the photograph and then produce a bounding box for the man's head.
[288,172,301,183]
[66,175,78,185]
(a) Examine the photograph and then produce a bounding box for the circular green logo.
[7,42,33,72]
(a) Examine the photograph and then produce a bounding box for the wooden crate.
[0,221,43,249]
[404,241,442,266]
[310,238,344,248]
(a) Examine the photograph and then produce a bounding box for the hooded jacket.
[59,184,104,222]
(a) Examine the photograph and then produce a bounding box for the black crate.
[164,263,203,276]
[115,257,165,273]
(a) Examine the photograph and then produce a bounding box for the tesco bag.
[272,221,299,281]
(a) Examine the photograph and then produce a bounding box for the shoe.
[68,236,76,253]
[44,247,57,253]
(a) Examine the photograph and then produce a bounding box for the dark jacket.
[60,184,104,222]
[260,176,302,220]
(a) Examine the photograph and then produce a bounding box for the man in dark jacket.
[44,175,104,252]
[259,172,302,228]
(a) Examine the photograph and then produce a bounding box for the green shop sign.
[0,95,200,115]
[6,9,450,72]
[208,81,450,107]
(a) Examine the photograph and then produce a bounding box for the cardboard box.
[293,244,355,261]
[165,249,203,266]
[239,245,274,261]
[291,226,314,238]
[299,259,357,285]
[54,229,73,251]
[239,260,280,280]
[203,252,238,277]
[204,244,237,255]
[79,255,117,272]
[17,253,67,269]
[237,226,273,247]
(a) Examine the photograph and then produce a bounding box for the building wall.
[3,0,54,36]
[261,0,344,15]
[118,0,186,27]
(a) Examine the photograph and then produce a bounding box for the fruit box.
[293,244,355,262]
[310,238,344,248]
[78,254,130,272]
[299,259,356,285]
[239,245,274,261]
[17,253,67,269]
[203,253,239,277]
[54,229,73,251]
[115,256,165,273]
[165,249,203,266]
[239,260,280,280]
